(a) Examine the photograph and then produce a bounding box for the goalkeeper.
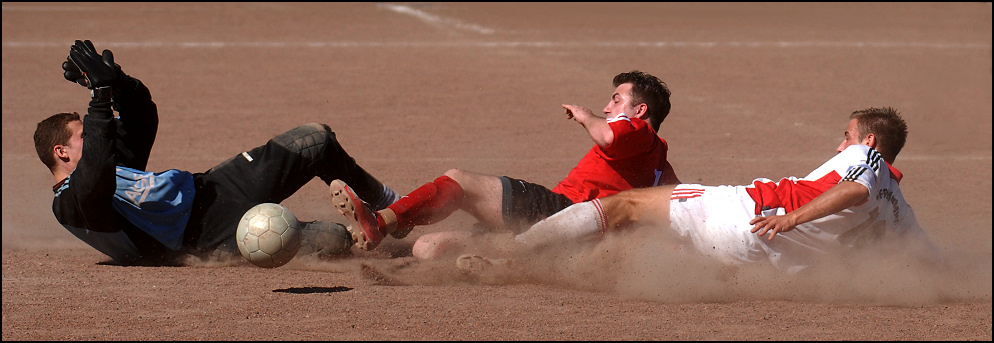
[32,40,398,265]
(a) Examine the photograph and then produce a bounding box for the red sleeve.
[601,116,656,159]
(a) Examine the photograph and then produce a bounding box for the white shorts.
[667,184,776,266]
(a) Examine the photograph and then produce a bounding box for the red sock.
[388,175,464,231]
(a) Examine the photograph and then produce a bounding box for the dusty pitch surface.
[2,3,991,340]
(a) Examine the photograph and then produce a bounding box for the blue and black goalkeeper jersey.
[51,77,188,265]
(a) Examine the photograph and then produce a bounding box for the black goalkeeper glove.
[67,40,122,89]
[62,59,87,87]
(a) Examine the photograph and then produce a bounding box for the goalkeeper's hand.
[67,40,122,89]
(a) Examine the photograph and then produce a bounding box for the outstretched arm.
[58,40,157,232]
[563,104,613,148]
[67,40,159,170]
[749,180,868,240]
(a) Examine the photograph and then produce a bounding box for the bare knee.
[411,231,476,261]
[598,194,641,231]
[599,186,672,231]
[443,168,502,192]
[441,169,502,227]
[443,168,474,184]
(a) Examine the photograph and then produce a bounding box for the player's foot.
[455,254,517,284]
[330,179,383,251]
[455,254,496,274]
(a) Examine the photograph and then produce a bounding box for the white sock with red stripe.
[513,199,606,249]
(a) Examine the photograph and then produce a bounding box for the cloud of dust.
[503,224,992,305]
[155,222,992,303]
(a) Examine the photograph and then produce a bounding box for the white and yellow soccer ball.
[235,203,302,268]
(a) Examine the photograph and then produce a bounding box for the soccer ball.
[235,203,302,268]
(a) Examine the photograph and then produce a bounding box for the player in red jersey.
[331,71,681,254]
[458,107,939,275]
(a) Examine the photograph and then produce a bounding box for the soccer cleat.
[330,180,383,251]
[455,254,518,284]
[455,254,496,274]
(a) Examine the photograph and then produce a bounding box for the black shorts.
[500,176,575,234]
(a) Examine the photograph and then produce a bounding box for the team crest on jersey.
[124,171,154,205]
[115,167,156,206]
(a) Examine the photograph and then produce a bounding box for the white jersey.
[668,145,935,273]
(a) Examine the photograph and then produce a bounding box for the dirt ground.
[2,2,991,340]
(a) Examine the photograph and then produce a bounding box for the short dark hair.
[850,107,908,164]
[34,112,81,171]
[613,70,671,132]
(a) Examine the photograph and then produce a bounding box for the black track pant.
[186,123,386,255]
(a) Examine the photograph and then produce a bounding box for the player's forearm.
[580,116,614,148]
[787,181,868,225]
[75,91,123,211]
[113,77,159,169]
[113,77,158,122]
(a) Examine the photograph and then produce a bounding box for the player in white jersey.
[458,107,939,275]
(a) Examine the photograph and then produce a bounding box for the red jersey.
[552,113,679,203]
